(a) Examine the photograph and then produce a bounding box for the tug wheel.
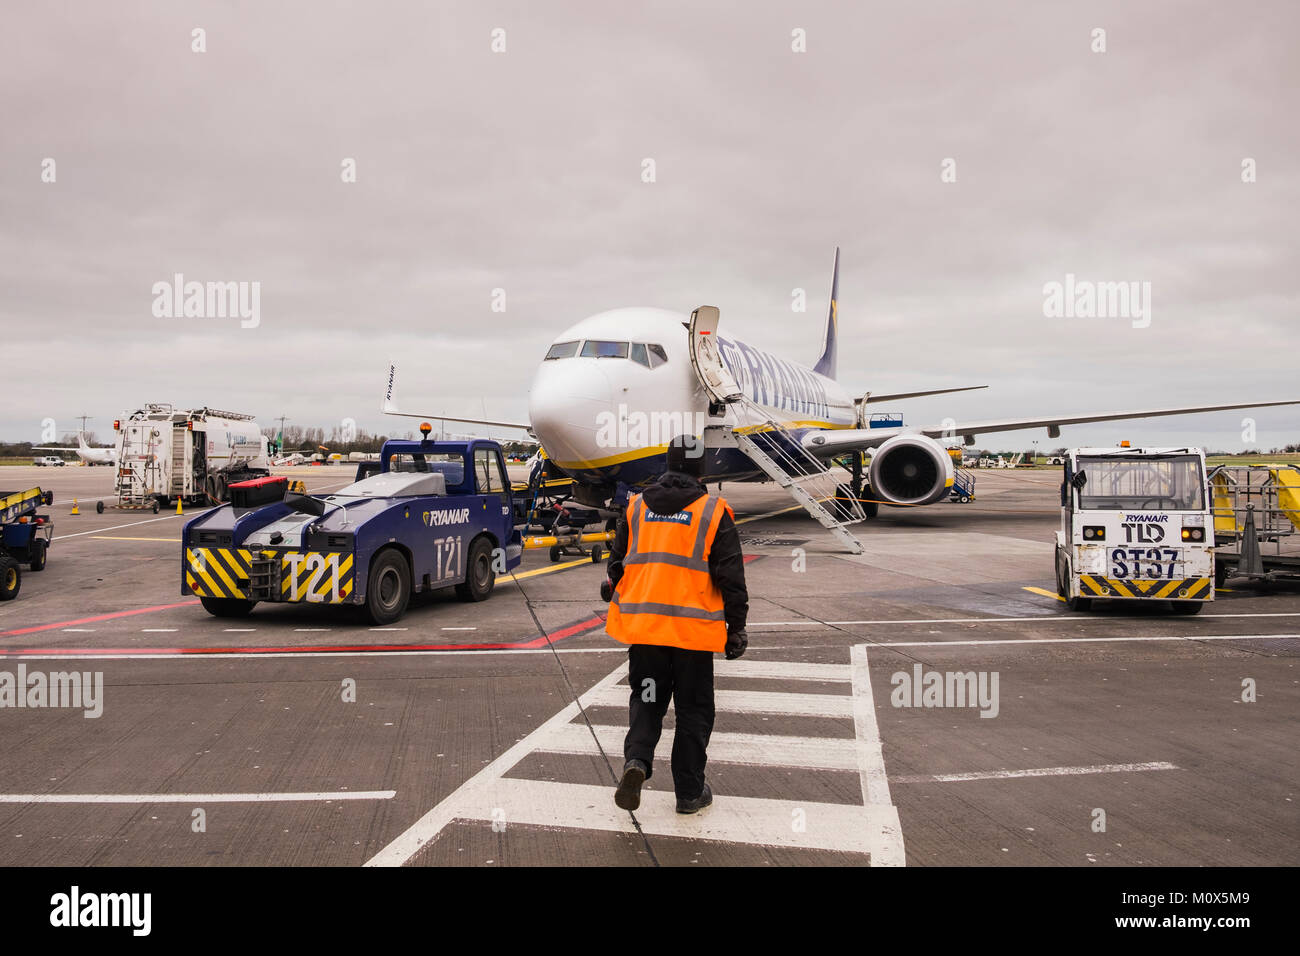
[456,537,496,602]
[199,596,256,618]
[0,556,20,601]
[365,549,411,624]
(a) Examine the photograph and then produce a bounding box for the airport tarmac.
[0,464,1295,866]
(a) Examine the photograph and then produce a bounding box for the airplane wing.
[32,446,78,451]
[381,410,533,431]
[860,385,988,404]
[381,363,532,432]
[801,398,1300,456]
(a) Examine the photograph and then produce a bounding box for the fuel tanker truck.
[103,404,272,512]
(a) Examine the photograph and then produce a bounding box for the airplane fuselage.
[528,307,855,490]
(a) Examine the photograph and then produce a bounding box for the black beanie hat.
[665,434,704,478]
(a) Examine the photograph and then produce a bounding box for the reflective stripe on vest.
[605,493,729,653]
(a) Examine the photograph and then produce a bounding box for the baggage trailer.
[181,427,522,624]
[103,404,271,513]
[0,487,54,601]
[1053,446,1214,613]
[1208,464,1300,587]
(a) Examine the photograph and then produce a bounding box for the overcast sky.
[3,0,1297,451]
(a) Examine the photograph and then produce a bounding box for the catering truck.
[105,404,271,511]
[1054,446,1214,613]
[181,429,522,624]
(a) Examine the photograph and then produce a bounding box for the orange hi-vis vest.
[606,492,732,653]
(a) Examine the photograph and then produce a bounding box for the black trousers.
[623,644,715,800]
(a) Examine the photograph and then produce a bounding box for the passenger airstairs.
[688,305,865,554]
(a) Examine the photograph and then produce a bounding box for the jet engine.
[868,434,955,506]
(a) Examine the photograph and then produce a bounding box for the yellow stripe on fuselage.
[551,420,855,471]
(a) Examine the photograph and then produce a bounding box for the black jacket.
[607,471,749,633]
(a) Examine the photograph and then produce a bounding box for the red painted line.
[0,615,607,657]
[0,600,202,637]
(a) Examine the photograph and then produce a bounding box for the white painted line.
[851,644,905,867]
[294,628,331,632]
[588,685,853,717]
[366,662,630,866]
[0,790,396,804]
[141,628,177,633]
[370,627,408,632]
[894,762,1179,784]
[441,627,477,631]
[223,628,256,632]
[824,612,1300,626]
[60,629,96,633]
[876,633,1300,649]
[55,511,212,541]
[716,659,851,682]
[450,778,895,856]
[540,722,860,771]
[4,633,1297,663]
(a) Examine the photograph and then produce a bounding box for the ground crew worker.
[603,434,749,814]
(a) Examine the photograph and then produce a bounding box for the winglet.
[812,247,839,380]
[383,363,399,414]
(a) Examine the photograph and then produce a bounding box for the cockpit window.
[630,343,649,368]
[581,340,629,359]
[544,341,580,360]
[647,344,668,368]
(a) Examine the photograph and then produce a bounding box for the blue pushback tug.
[181,430,522,624]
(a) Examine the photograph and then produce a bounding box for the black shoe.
[615,759,648,811]
[676,782,713,814]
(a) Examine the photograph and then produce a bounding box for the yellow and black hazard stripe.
[278,551,355,604]
[1078,576,1212,600]
[186,547,254,598]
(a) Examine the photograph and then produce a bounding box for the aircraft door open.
[688,305,743,404]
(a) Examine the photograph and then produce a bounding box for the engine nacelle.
[869,434,955,506]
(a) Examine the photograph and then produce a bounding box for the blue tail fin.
[812,247,839,380]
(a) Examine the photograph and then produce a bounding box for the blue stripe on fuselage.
[717,337,832,419]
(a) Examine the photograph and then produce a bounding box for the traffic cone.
[176,497,184,516]
[71,498,80,515]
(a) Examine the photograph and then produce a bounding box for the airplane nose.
[528,360,616,466]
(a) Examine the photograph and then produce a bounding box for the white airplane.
[33,432,115,466]
[386,249,1300,526]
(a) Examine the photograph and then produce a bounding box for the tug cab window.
[386,452,467,492]
[1075,455,1206,511]
[580,340,629,358]
[474,447,511,508]
[544,341,579,360]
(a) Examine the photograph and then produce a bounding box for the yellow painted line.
[509,555,605,582]
[90,535,182,542]
[735,504,805,525]
[1022,586,1065,603]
